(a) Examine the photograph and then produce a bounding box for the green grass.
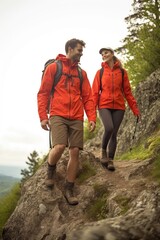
[116,127,160,183]
[0,176,20,198]
[77,161,96,184]
[114,195,131,214]
[151,155,160,184]
[117,127,160,161]
[117,143,152,161]
[0,183,21,237]
[86,183,109,221]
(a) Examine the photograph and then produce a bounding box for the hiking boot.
[45,163,56,187]
[100,158,109,169]
[107,159,115,171]
[100,149,108,168]
[64,182,79,205]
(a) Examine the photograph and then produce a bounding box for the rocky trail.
[3,147,160,240]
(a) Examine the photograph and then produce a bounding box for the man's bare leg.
[67,147,79,182]
[45,144,66,187]
[64,147,79,205]
[48,144,66,165]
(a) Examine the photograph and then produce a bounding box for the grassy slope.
[0,175,20,197]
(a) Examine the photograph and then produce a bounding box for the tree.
[21,151,41,182]
[116,0,160,86]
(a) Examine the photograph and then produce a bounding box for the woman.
[92,47,140,171]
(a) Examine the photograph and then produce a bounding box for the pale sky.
[0,0,132,167]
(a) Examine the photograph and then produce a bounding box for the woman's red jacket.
[92,61,140,116]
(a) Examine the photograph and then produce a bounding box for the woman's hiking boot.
[107,159,115,171]
[45,163,56,187]
[64,181,79,205]
[100,149,108,168]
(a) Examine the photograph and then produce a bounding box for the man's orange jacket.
[37,54,96,122]
[92,60,140,116]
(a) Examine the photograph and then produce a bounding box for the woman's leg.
[99,109,113,150]
[99,109,113,166]
[108,110,125,160]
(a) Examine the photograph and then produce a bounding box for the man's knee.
[70,147,79,157]
[54,144,66,154]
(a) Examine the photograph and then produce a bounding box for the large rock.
[2,152,160,239]
[117,68,160,154]
[2,69,160,240]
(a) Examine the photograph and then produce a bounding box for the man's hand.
[41,119,50,131]
[89,121,96,132]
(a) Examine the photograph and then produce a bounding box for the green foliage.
[114,195,131,214]
[0,176,20,198]
[117,126,160,161]
[77,160,96,184]
[152,155,160,184]
[21,151,47,182]
[0,183,21,237]
[86,183,109,221]
[149,126,160,183]
[93,183,109,198]
[0,151,47,237]
[116,0,160,86]
[87,196,107,221]
[117,143,152,161]
[117,126,160,183]
[21,150,39,182]
[84,116,102,142]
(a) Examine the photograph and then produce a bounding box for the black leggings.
[99,108,125,159]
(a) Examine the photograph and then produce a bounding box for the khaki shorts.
[49,116,83,149]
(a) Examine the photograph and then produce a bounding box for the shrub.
[0,183,21,237]
[77,160,96,184]
[86,183,109,220]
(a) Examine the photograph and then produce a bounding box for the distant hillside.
[0,174,20,198]
[0,165,23,178]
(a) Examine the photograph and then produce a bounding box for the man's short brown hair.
[65,38,86,54]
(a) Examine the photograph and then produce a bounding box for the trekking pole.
[49,130,52,149]
[130,116,139,151]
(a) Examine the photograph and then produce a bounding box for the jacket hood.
[56,54,79,67]
[101,60,121,70]
[56,54,66,61]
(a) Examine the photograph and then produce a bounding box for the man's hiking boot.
[107,159,115,171]
[100,149,108,168]
[45,163,56,187]
[64,181,79,205]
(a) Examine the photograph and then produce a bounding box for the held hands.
[41,119,51,131]
[89,121,96,132]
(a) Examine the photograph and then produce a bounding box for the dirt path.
[90,148,152,198]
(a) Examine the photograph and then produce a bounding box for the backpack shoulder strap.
[41,59,62,96]
[50,60,62,96]
[99,67,104,92]
[77,66,83,93]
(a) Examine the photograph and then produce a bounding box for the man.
[37,38,96,205]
